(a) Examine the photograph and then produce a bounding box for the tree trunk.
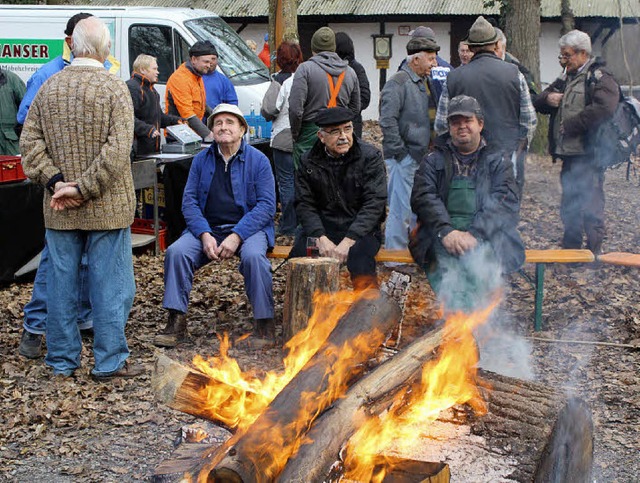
[202,289,402,482]
[268,0,299,73]
[561,0,575,36]
[504,0,541,86]
[282,257,340,342]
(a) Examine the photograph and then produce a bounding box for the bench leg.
[534,263,545,331]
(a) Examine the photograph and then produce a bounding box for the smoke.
[433,243,534,380]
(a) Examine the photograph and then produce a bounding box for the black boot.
[18,330,43,359]
[154,310,188,347]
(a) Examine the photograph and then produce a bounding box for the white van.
[0,5,270,115]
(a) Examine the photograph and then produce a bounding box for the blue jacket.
[182,139,276,247]
[202,70,238,109]
[17,55,116,124]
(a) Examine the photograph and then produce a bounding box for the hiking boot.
[18,330,43,359]
[153,311,188,348]
[92,361,144,381]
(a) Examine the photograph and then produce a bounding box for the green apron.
[427,177,497,312]
[292,121,318,170]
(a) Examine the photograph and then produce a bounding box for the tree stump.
[282,257,340,342]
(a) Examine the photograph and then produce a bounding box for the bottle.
[249,103,256,140]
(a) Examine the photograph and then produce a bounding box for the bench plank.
[268,246,415,264]
[597,252,640,267]
[524,249,594,264]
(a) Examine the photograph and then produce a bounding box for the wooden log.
[282,257,340,342]
[151,353,261,430]
[278,326,445,482]
[280,351,593,482]
[201,289,402,482]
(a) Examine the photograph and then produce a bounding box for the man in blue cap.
[291,107,387,290]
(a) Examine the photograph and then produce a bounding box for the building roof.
[67,0,640,19]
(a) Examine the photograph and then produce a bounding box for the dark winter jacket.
[126,73,181,156]
[534,58,618,157]
[410,137,524,273]
[295,138,387,241]
[335,33,371,138]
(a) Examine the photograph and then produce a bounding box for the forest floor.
[1,124,638,482]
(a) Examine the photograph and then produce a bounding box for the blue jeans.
[384,154,419,250]
[44,228,135,376]
[23,244,92,335]
[272,148,297,235]
[163,229,274,319]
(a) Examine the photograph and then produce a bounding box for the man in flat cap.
[411,95,524,312]
[201,42,238,110]
[289,26,360,169]
[379,35,439,257]
[165,40,218,142]
[155,103,276,348]
[435,16,536,197]
[291,107,387,290]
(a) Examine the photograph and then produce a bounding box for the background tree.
[268,0,299,73]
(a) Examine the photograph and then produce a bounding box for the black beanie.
[189,40,218,57]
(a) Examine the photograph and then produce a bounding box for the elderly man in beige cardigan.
[21,16,142,380]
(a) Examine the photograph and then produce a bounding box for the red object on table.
[0,155,27,184]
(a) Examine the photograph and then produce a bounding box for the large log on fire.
[199,288,402,482]
[282,257,340,342]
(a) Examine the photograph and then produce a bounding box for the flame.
[342,298,499,482]
[191,290,359,431]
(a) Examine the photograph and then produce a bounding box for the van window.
[129,24,174,84]
[184,17,269,86]
[174,31,190,68]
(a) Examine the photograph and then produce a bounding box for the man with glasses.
[291,107,387,290]
[534,30,618,254]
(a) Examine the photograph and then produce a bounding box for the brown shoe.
[154,311,188,347]
[92,361,144,381]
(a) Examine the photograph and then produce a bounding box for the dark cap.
[409,26,437,42]
[406,36,440,55]
[447,95,483,120]
[65,12,93,36]
[189,40,218,58]
[314,107,354,127]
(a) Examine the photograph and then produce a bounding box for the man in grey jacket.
[379,36,439,253]
[288,26,360,168]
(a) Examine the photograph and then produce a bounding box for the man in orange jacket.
[165,41,217,141]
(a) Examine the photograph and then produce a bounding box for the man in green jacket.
[0,68,25,155]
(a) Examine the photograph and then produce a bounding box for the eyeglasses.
[321,125,353,137]
[558,51,578,60]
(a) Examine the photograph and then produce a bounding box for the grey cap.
[409,26,437,42]
[406,36,440,55]
[447,95,483,120]
[465,16,498,46]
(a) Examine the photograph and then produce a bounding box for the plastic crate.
[131,218,167,251]
[245,114,272,140]
[0,155,27,184]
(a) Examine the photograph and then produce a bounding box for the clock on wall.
[372,34,393,60]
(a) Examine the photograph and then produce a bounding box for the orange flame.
[192,290,359,431]
[343,299,499,482]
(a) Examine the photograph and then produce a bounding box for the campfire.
[151,276,594,482]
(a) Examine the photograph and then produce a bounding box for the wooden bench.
[268,246,595,331]
[596,252,640,268]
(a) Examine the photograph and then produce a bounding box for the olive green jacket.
[0,69,25,156]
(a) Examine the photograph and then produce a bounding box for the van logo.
[0,39,63,64]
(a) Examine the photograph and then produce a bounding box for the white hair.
[72,17,111,61]
[559,29,592,55]
[407,50,429,63]
[495,27,507,47]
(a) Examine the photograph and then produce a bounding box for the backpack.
[587,66,640,171]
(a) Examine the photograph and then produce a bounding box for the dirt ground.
[1,127,638,482]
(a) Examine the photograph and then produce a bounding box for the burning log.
[282,257,340,342]
[200,288,402,482]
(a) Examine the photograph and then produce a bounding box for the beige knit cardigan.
[21,65,136,231]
